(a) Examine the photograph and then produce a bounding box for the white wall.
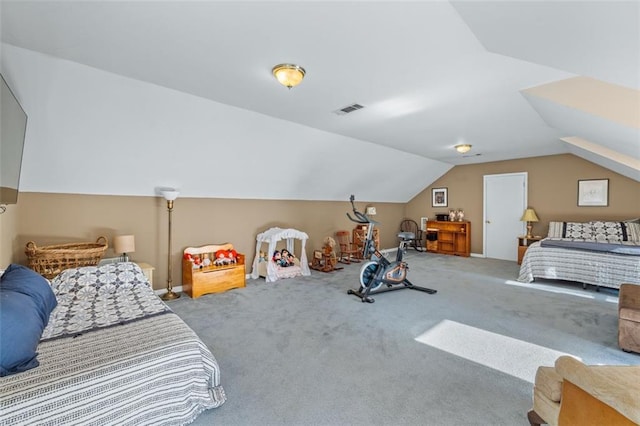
[0,44,452,203]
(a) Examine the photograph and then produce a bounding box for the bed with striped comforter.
[0,263,226,425]
[518,241,640,290]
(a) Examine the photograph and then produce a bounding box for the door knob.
[486,220,491,224]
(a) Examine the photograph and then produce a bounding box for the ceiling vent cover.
[334,103,365,115]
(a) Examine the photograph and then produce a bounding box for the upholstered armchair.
[528,356,640,426]
[619,283,640,353]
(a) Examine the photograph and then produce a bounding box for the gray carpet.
[169,252,639,426]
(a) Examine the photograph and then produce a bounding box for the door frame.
[482,172,528,259]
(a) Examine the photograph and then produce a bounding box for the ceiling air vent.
[334,103,365,115]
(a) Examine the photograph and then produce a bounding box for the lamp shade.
[113,235,135,254]
[520,208,539,222]
[160,189,180,201]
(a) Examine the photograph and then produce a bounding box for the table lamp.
[520,208,539,239]
[113,234,135,262]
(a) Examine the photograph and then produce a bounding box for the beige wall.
[2,154,639,288]
[406,154,640,254]
[2,193,404,290]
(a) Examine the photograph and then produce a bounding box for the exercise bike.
[346,195,437,303]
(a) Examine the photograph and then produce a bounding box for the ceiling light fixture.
[272,63,306,89]
[455,144,472,154]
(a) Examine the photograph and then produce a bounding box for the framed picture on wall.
[432,187,448,207]
[578,179,609,206]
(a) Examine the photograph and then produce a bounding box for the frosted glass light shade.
[272,64,306,89]
[161,189,179,201]
[455,144,472,154]
[113,234,135,255]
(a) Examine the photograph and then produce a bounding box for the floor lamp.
[160,189,180,301]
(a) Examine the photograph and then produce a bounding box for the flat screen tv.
[0,73,27,205]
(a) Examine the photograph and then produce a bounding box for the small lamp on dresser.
[113,234,135,262]
[520,208,539,239]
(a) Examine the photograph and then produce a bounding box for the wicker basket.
[25,236,109,279]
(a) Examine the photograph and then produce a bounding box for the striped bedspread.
[518,241,640,289]
[0,263,226,425]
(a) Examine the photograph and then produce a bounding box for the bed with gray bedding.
[0,263,225,425]
[518,220,640,290]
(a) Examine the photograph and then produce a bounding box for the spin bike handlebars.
[346,195,377,225]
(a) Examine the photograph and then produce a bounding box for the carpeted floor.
[169,252,639,426]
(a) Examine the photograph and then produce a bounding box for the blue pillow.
[0,264,57,376]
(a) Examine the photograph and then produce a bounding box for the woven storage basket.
[25,236,108,279]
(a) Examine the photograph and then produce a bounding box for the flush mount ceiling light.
[272,63,306,89]
[455,144,472,154]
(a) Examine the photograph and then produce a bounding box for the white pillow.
[624,222,640,242]
[564,222,594,239]
[591,221,625,241]
[547,221,564,238]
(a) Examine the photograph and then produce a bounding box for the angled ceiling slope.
[0,1,638,203]
[523,77,640,181]
[453,1,640,182]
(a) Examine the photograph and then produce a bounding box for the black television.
[0,73,28,205]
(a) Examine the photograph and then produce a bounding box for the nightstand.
[135,262,154,286]
[517,236,543,265]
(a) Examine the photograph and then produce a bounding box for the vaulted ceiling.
[1,1,638,202]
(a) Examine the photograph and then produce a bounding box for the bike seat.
[398,231,414,240]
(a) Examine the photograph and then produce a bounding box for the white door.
[483,173,527,261]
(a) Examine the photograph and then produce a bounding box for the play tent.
[250,227,311,282]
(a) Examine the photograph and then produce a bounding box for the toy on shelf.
[214,249,238,266]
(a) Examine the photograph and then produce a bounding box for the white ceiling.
[1,1,638,200]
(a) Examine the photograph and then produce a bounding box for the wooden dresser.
[426,220,471,257]
[182,243,245,298]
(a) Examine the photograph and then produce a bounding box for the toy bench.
[182,243,246,298]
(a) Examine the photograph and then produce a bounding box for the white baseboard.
[150,251,489,297]
[154,285,183,296]
[153,274,257,295]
